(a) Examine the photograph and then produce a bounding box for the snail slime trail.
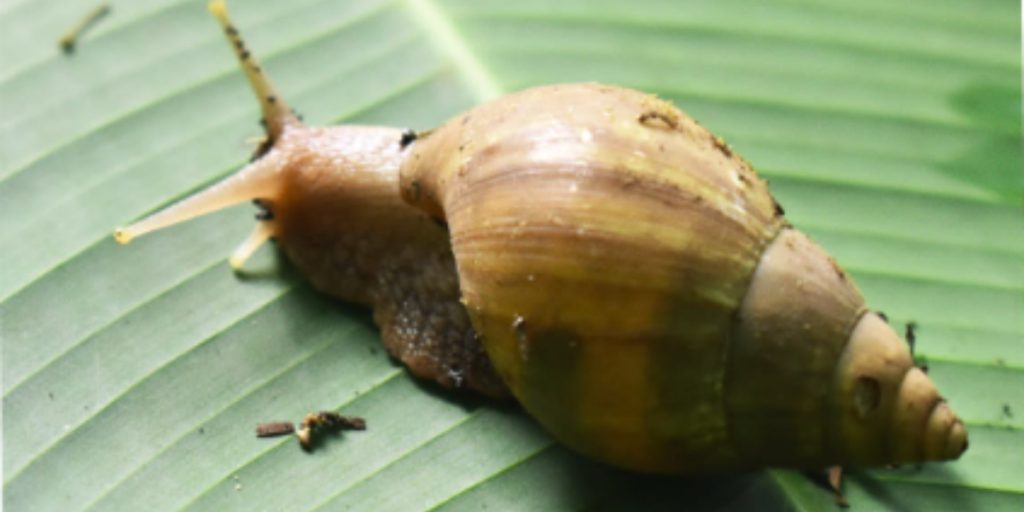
[116,0,968,473]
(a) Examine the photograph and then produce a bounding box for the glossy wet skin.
[267,124,507,397]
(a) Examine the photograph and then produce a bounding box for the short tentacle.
[229,220,276,269]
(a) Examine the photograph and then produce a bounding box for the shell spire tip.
[113,227,134,245]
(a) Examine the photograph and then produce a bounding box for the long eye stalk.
[114,2,298,270]
[113,150,284,245]
[207,0,299,141]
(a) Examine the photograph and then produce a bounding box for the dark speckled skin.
[270,125,506,397]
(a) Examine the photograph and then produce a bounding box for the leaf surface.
[3,0,1021,510]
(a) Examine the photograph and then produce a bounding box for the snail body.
[116,1,967,474]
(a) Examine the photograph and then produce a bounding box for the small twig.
[904,321,930,373]
[905,321,917,355]
[58,4,111,54]
[255,421,295,438]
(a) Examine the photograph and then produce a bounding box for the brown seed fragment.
[256,421,295,438]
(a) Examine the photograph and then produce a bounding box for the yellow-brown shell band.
[402,83,788,472]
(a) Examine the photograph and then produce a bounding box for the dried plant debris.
[58,4,111,54]
[297,411,367,451]
[904,321,930,372]
[255,421,295,438]
[904,321,918,355]
[256,411,366,451]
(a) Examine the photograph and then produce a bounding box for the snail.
[115,0,967,474]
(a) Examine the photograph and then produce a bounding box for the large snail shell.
[401,83,966,473]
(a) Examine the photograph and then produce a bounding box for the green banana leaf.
[2,0,1021,510]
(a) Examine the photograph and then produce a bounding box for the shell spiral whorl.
[401,83,966,473]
